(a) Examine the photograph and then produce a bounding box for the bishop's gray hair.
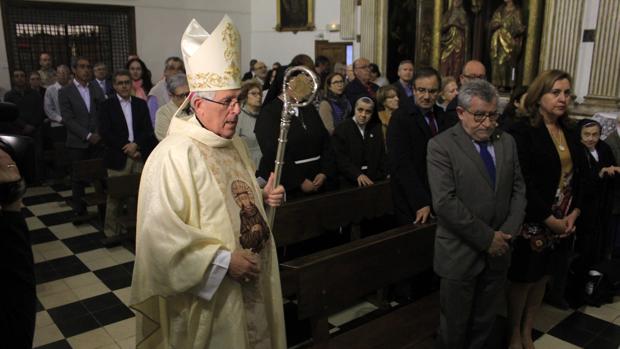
[190,90,217,109]
[457,79,498,110]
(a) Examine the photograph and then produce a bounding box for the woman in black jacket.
[506,70,584,349]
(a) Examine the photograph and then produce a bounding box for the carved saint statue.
[489,0,526,89]
[440,0,469,78]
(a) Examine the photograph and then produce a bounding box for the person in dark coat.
[343,58,379,110]
[332,97,387,187]
[391,60,415,114]
[0,146,35,348]
[576,119,618,267]
[441,60,487,129]
[387,66,449,226]
[506,70,585,348]
[98,70,157,237]
[255,66,336,199]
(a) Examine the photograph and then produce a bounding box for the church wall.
[250,0,347,68]
[0,0,251,89]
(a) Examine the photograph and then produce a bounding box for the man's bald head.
[460,60,486,85]
[353,58,371,83]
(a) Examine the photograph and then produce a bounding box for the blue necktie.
[476,141,496,187]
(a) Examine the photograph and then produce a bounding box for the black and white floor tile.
[25,183,620,348]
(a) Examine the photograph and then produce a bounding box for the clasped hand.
[228,249,260,283]
[488,231,511,257]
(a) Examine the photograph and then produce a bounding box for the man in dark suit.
[93,62,113,98]
[59,57,106,215]
[427,79,526,349]
[332,97,387,187]
[387,66,448,226]
[99,70,157,237]
[343,57,379,110]
[391,59,415,113]
[242,58,257,81]
[441,60,487,128]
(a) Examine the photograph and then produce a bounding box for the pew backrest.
[281,223,435,320]
[273,180,393,247]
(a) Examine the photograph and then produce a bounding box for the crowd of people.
[2,34,620,347]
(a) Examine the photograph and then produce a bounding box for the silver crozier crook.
[267,66,320,227]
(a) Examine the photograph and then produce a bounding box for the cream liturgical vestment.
[130,115,286,348]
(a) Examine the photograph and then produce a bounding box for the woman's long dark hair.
[125,58,153,94]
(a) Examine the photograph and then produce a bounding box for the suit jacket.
[98,96,157,170]
[59,82,106,149]
[604,131,620,214]
[427,124,526,279]
[94,78,114,98]
[439,97,459,129]
[386,103,449,224]
[344,78,379,113]
[242,71,253,81]
[391,80,415,114]
[509,120,584,223]
[332,118,387,186]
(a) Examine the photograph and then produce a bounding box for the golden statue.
[440,0,469,78]
[490,0,526,89]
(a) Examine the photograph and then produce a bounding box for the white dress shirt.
[73,79,91,112]
[117,94,134,142]
[44,82,63,126]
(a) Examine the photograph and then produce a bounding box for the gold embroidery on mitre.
[187,22,241,90]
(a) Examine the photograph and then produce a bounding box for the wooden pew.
[71,158,107,224]
[101,173,141,247]
[281,223,438,349]
[272,180,393,248]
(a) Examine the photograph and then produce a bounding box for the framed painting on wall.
[276,0,315,32]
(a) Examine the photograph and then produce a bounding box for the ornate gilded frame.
[276,0,315,32]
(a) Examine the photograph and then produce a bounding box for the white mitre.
[181,15,241,92]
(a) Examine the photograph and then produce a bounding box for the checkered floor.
[26,183,620,348]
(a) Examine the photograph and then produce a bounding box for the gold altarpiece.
[383,0,544,88]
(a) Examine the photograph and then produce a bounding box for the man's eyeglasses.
[173,92,189,99]
[414,87,439,95]
[462,74,486,80]
[199,96,239,109]
[115,80,132,86]
[464,108,500,123]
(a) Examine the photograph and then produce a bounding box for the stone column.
[539,0,584,80]
[431,0,443,70]
[522,0,544,84]
[375,0,388,73]
[359,0,377,61]
[340,0,356,40]
[583,0,620,111]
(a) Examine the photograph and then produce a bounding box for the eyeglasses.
[462,74,486,80]
[173,92,189,99]
[414,87,439,95]
[199,96,239,109]
[464,108,500,123]
[115,80,132,86]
